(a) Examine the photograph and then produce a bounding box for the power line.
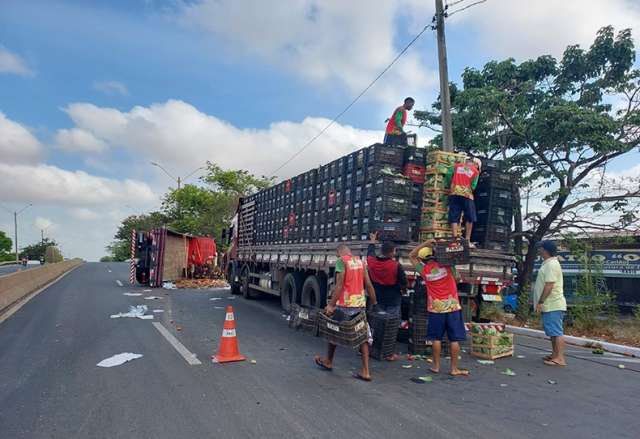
[445,0,469,8]
[446,0,487,17]
[268,20,436,178]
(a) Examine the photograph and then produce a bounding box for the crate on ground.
[470,332,514,360]
[318,311,368,348]
[368,311,400,360]
[433,238,470,266]
[426,150,467,167]
[288,304,319,336]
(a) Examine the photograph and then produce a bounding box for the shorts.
[427,310,467,342]
[448,195,477,224]
[542,310,565,337]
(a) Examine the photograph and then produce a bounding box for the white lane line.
[116,280,123,287]
[151,322,202,366]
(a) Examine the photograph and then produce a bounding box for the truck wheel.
[280,272,302,311]
[228,264,241,295]
[301,275,327,309]
[241,266,258,299]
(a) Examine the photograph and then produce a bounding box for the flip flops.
[544,359,566,367]
[352,372,372,382]
[314,356,333,371]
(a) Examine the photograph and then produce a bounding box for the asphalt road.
[1,262,638,439]
[0,263,37,276]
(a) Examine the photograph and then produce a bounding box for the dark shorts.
[427,310,467,342]
[448,195,477,224]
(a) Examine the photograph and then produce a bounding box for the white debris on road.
[162,282,176,289]
[209,297,222,301]
[123,292,142,297]
[144,296,162,300]
[143,289,152,292]
[116,280,123,287]
[110,305,153,320]
[153,309,164,313]
[97,353,143,368]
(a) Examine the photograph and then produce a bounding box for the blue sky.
[1,0,639,260]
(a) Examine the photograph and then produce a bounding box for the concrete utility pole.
[5,203,33,263]
[151,162,204,190]
[435,0,454,152]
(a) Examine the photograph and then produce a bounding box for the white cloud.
[0,162,156,206]
[69,207,100,221]
[0,111,42,164]
[62,99,384,179]
[450,0,640,60]
[179,0,436,107]
[55,128,108,153]
[0,45,33,76]
[93,80,129,96]
[34,217,54,231]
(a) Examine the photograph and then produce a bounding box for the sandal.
[352,372,372,382]
[544,359,566,367]
[314,356,333,371]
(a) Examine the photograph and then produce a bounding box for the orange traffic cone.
[212,305,246,363]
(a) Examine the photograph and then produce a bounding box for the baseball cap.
[418,247,433,259]
[537,240,558,256]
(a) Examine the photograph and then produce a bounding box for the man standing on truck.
[409,241,469,377]
[445,157,481,244]
[384,97,415,145]
[534,240,567,367]
[315,244,378,381]
[366,233,407,360]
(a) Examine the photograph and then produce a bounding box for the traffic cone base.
[213,306,246,364]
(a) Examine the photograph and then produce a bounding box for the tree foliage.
[415,26,640,295]
[19,238,58,260]
[0,230,14,262]
[104,164,272,261]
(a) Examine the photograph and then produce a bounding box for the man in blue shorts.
[410,241,469,376]
[445,157,481,244]
[534,240,567,367]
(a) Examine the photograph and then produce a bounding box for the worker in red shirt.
[445,157,481,243]
[384,97,415,145]
[315,244,378,381]
[410,240,469,377]
[366,232,408,360]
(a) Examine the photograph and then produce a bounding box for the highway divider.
[0,259,83,314]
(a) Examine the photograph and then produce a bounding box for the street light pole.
[435,0,454,152]
[2,203,33,263]
[150,162,204,190]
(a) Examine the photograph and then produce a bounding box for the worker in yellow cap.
[409,241,469,377]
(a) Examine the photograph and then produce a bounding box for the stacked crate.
[368,310,400,360]
[472,164,514,251]
[408,282,429,354]
[403,146,427,242]
[419,150,467,242]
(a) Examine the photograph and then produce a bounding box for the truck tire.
[280,272,302,311]
[300,275,327,309]
[240,265,258,299]
[228,263,241,295]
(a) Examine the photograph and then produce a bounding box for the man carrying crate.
[409,241,470,377]
[444,157,481,244]
[315,244,378,381]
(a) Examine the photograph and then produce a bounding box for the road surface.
[0,263,37,276]
[1,262,638,439]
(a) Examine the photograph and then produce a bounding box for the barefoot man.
[315,244,378,381]
[409,241,469,376]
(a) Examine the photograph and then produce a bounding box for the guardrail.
[0,259,83,314]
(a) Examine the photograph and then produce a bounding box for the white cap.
[472,158,482,169]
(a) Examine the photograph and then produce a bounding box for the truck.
[135,227,217,287]
[223,140,516,320]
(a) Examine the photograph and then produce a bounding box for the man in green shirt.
[533,240,567,367]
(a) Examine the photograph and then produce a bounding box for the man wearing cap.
[444,157,481,244]
[534,240,567,366]
[409,241,469,376]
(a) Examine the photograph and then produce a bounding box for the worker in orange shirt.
[384,97,415,146]
[315,244,378,381]
[445,157,481,243]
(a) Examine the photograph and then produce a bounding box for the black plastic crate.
[472,224,510,242]
[373,196,411,216]
[476,172,513,191]
[369,311,400,360]
[475,187,514,210]
[476,206,513,227]
[404,146,426,166]
[479,240,510,252]
[370,174,412,198]
[366,143,405,167]
[374,220,411,242]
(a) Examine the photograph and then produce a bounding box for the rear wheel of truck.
[301,275,327,309]
[241,265,259,299]
[281,272,302,311]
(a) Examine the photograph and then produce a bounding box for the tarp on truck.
[189,237,217,266]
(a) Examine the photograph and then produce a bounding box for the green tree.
[19,238,58,260]
[0,230,13,261]
[415,26,640,297]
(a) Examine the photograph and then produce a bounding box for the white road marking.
[116,280,123,287]
[152,322,202,366]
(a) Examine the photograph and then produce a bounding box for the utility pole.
[3,203,33,263]
[435,0,454,152]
